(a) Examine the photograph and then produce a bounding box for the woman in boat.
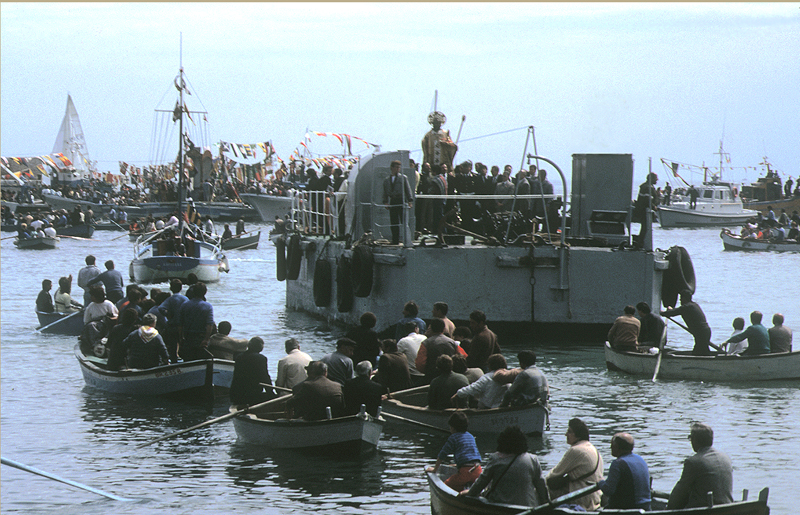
[545,418,604,511]
[54,275,81,313]
[463,425,549,507]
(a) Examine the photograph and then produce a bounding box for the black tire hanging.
[275,238,287,282]
[286,234,302,281]
[313,259,332,307]
[661,246,696,308]
[351,245,373,297]
[337,256,354,312]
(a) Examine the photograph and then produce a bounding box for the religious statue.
[421,111,458,173]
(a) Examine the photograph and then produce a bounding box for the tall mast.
[177,35,184,223]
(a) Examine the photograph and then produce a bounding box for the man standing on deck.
[383,160,414,245]
[159,279,188,363]
[661,290,713,356]
[77,255,101,306]
[668,423,733,509]
[178,282,214,361]
[87,260,125,303]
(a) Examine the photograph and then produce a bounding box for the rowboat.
[13,236,58,249]
[720,229,800,253]
[221,230,260,250]
[427,465,770,515]
[55,224,95,238]
[605,342,800,381]
[231,399,384,455]
[382,386,549,435]
[36,310,84,336]
[130,227,229,284]
[74,344,234,401]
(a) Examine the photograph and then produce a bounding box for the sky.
[2,2,799,194]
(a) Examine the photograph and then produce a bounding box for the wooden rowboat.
[232,398,384,455]
[427,465,769,515]
[55,224,95,238]
[74,344,234,401]
[382,386,549,435]
[720,229,800,252]
[605,342,800,381]
[36,310,84,336]
[13,236,58,249]
[221,230,260,250]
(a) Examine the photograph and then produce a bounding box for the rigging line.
[458,125,529,143]
[183,74,210,115]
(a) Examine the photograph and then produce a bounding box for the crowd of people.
[737,207,800,242]
[607,292,792,357]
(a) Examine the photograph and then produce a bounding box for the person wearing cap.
[320,338,356,386]
[121,312,169,369]
[668,422,733,509]
[286,361,344,421]
[343,361,387,416]
[230,337,276,406]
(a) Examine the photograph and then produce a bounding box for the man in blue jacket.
[599,433,651,510]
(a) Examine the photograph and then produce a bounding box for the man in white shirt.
[397,321,427,386]
[276,338,313,389]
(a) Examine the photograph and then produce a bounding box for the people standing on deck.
[668,422,733,509]
[426,412,482,491]
[372,338,412,393]
[207,321,249,360]
[688,185,700,209]
[235,217,245,235]
[230,337,276,406]
[343,360,387,416]
[383,159,414,245]
[286,361,344,421]
[636,301,666,349]
[494,173,514,212]
[178,282,215,361]
[276,338,313,389]
[36,279,55,313]
[158,279,188,363]
[77,255,101,306]
[633,172,659,248]
[663,182,672,205]
[320,338,356,386]
[545,418,604,511]
[346,312,381,368]
[463,310,500,372]
[723,311,770,355]
[416,318,458,383]
[87,260,125,303]
[397,321,427,386]
[598,433,652,510]
[607,305,640,352]
[661,290,713,356]
[768,313,793,353]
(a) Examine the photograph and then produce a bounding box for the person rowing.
[661,290,713,356]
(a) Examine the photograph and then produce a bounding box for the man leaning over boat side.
[451,353,510,409]
[667,422,733,509]
[286,361,344,421]
[87,260,125,304]
[636,302,665,350]
[275,338,313,390]
[661,290,713,356]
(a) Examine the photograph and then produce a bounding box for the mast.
[177,36,185,225]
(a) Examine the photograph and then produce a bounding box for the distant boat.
[221,230,260,250]
[55,224,95,238]
[239,193,292,223]
[720,229,800,253]
[14,236,58,250]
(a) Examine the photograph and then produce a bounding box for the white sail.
[52,95,96,177]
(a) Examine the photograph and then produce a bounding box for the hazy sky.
[2,2,798,192]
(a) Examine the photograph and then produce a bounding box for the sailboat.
[52,95,96,183]
[129,65,230,284]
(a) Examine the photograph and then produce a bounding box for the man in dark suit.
[343,361,387,416]
[229,337,275,406]
[382,160,414,245]
[372,339,412,393]
[668,422,733,509]
[286,361,344,421]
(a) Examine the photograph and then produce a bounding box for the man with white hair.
[343,360,387,416]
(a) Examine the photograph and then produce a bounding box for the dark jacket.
[668,446,734,509]
[287,376,344,421]
[343,375,387,416]
[121,328,169,369]
[373,351,412,393]
[230,350,275,406]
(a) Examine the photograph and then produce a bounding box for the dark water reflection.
[2,226,798,514]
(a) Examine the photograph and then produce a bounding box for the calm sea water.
[2,224,798,514]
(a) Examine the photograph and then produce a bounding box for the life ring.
[275,237,287,281]
[286,234,302,280]
[351,245,373,297]
[661,246,696,308]
[336,256,354,312]
[313,259,332,307]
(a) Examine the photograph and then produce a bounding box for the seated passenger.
[343,360,387,416]
[452,353,511,409]
[608,305,640,351]
[36,279,55,313]
[428,355,469,410]
[229,337,276,406]
[500,350,549,408]
[121,313,169,369]
[724,317,747,355]
[723,311,770,355]
[54,275,81,313]
[768,313,793,353]
[636,301,665,349]
[286,361,344,421]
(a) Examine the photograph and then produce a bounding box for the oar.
[664,315,724,353]
[58,235,94,241]
[1,235,18,241]
[652,322,669,382]
[1,456,133,502]
[110,232,130,241]
[263,383,292,394]
[136,395,291,449]
[37,310,83,333]
[380,411,450,434]
[523,483,601,514]
[387,384,429,397]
